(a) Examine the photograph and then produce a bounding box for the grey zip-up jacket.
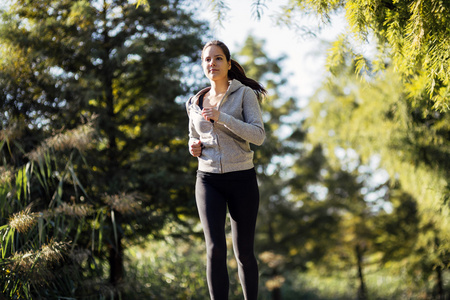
[186,79,265,173]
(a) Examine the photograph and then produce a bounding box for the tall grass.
[0,120,113,299]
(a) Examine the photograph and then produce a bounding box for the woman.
[186,40,266,300]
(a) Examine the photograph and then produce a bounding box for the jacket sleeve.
[186,97,201,149]
[217,88,265,146]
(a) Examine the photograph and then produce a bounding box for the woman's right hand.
[190,140,202,157]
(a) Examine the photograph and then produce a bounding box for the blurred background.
[1,0,449,299]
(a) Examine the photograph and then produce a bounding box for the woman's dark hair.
[202,40,267,102]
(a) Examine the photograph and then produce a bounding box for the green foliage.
[0,0,206,291]
[284,0,450,294]
[122,237,209,299]
[306,58,450,297]
[228,20,449,300]
[209,0,449,110]
[279,0,450,111]
[232,33,422,300]
[0,121,114,299]
[3,1,448,297]
[123,233,258,299]
[121,235,450,300]
[284,266,441,300]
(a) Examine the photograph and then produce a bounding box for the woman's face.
[202,45,231,83]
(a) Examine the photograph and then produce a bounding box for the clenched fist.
[202,107,220,122]
[190,140,202,157]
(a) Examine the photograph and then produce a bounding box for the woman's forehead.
[202,45,225,57]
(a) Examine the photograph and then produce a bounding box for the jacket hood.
[228,79,245,94]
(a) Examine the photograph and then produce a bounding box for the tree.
[234,35,375,300]
[306,61,450,297]
[0,0,206,294]
[243,1,450,295]
[203,0,450,112]
[197,1,449,297]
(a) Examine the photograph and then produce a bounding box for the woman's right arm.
[186,98,202,157]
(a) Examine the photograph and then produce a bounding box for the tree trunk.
[101,0,123,294]
[268,220,282,300]
[272,286,281,300]
[109,229,124,286]
[436,266,443,300]
[434,235,444,300]
[356,244,367,300]
[270,268,282,300]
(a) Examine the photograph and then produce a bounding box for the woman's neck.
[210,79,229,96]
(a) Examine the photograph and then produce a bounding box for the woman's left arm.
[216,89,265,145]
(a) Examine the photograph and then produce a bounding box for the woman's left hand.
[202,107,220,122]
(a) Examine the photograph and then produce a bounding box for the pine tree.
[0,0,206,294]
[229,0,450,112]
[307,62,450,297]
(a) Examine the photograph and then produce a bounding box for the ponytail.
[202,40,267,102]
[228,59,267,102]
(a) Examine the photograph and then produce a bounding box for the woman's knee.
[207,243,227,261]
[235,251,256,266]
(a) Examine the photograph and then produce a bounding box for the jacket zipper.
[216,128,222,173]
[216,91,230,173]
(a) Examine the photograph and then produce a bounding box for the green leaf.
[2,227,15,259]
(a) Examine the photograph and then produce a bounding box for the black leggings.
[196,168,260,300]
